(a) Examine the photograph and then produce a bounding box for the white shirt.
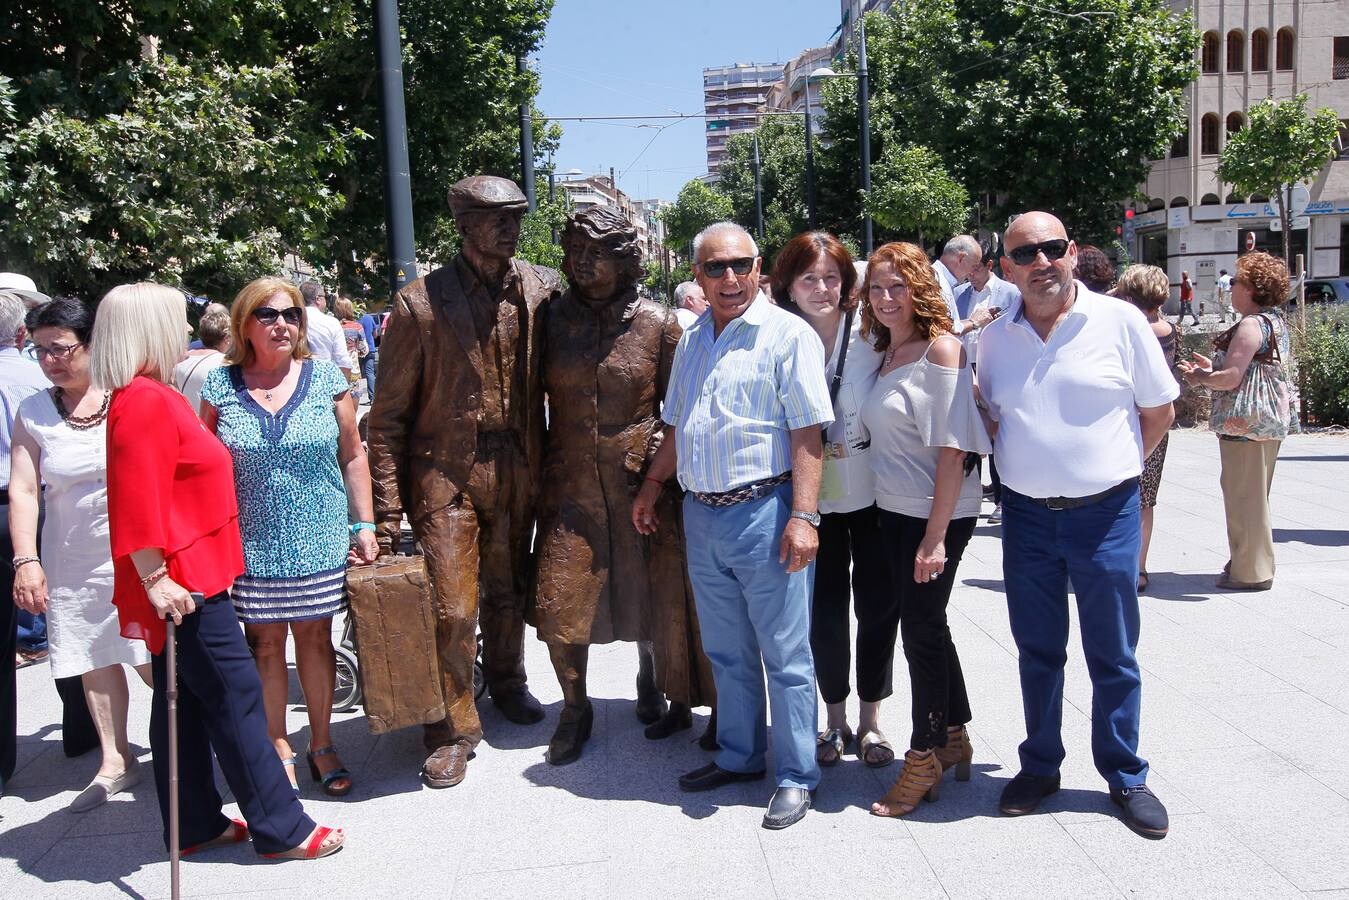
[976,282,1179,499]
[173,350,226,418]
[955,273,1020,364]
[0,347,51,489]
[305,307,351,374]
[674,307,700,331]
[818,313,883,514]
[932,260,966,335]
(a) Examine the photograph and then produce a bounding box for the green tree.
[1217,93,1340,269]
[661,179,733,255]
[822,1,1198,244]
[0,0,555,299]
[865,143,970,244]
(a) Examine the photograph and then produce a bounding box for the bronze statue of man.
[367,175,558,788]
[532,206,715,765]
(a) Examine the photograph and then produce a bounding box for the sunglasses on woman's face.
[1006,239,1070,266]
[251,306,303,326]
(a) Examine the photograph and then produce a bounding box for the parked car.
[1290,279,1349,306]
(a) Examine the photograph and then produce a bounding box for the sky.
[534,0,843,205]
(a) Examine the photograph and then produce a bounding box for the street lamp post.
[804,77,818,230]
[805,60,873,252]
[373,0,417,295]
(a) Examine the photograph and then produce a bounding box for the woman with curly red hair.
[1178,251,1295,590]
[858,242,991,817]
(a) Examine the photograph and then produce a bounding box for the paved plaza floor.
[2,429,1348,899]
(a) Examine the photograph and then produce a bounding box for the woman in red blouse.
[89,283,343,860]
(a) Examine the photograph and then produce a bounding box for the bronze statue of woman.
[532,206,714,765]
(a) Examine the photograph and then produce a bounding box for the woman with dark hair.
[534,207,714,764]
[9,297,152,811]
[1178,251,1294,590]
[858,242,991,817]
[769,232,891,768]
[91,282,342,859]
[1074,245,1116,294]
[1112,265,1176,592]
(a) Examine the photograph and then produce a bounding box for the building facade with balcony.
[1129,0,1349,301]
[703,62,785,171]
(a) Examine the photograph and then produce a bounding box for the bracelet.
[12,555,40,571]
[349,522,376,534]
[140,565,168,590]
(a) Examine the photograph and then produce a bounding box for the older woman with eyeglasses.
[200,278,377,798]
[9,297,152,811]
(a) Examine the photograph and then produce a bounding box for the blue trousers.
[1001,484,1149,789]
[683,483,820,791]
[150,594,314,854]
[15,610,47,652]
[361,353,377,401]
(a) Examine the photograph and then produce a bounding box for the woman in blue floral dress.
[201,277,378,797]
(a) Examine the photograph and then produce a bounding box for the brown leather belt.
[1017,478,1138,511]
[691,471,792,508]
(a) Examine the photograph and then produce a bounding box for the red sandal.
[182,818,249,856]
[262,825,344,860]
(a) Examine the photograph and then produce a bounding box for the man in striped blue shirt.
[632,222,833,830]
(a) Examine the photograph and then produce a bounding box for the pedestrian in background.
[769,231,892,771]
[1073,245,1116,294]
[1178,271,1199,326]
[1178,251,1294,592]
[173,304,231,415]
[357,303,384,404]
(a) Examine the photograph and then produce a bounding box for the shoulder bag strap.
[823,309,854,440]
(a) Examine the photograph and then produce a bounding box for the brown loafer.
[1215,575,1273,591]
[422,741,474,789]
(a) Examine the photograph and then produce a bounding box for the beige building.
[1130,0,1349,297]
[703,62,785,170]
[763,45,835,128]
[559,175,669,264]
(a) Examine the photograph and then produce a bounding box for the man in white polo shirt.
[977,211,1178,840]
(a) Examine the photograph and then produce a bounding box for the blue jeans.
[683,482,820,791]
[15,610,47,652]
[361,352,378,401]
[1001,483,1149,789]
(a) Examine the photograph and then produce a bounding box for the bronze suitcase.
[346,555,446,734]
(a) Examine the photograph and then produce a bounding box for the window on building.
[1170,196,1189,208]
[1252,29,1270,71]
[1201,193,1221,206]
[1339,120,1349,159]
[1336,37,1349,79]
[1227,30,1245,72]
[1277,28,1295,70]
[1225,192,1244,204]
[1226,112,1245,137]
[1202,31,1220,73]
[1147,198,1165,212]
[1170,125,1189,158]
[1201,114,1220,155]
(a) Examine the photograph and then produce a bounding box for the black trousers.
[988,450,1002,504]
[150,594,313,854]
[877,511,977,751]
[0,497,96,787]
[809,504,895,704]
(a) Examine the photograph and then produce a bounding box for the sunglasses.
[700,257,755,278]
[1006,239,1070,266]
[252,306,304,326]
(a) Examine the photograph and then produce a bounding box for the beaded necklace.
[53,387,110,430]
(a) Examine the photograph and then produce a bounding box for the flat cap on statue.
[447,176,529,217]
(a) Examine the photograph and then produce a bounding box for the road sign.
[1269,216,1310,232]
[1245,231,1256,251]
[1290,184,1311,217]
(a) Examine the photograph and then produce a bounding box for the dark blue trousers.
[1001,484,1149,790]
[150,594,314,854]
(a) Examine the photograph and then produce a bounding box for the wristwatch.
[790,510,822,528]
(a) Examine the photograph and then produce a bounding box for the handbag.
[1209,313,1298,441]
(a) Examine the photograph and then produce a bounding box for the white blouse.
[819,313,883,515]
[861,341,991,520]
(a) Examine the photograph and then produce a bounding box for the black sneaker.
[998,771,1060,816]
[1110,784,1169,839]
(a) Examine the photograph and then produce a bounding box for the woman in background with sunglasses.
[199,277,378,797]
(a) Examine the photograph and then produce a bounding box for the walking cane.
[166,614,181,900]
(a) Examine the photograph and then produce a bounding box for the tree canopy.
[0,0,555,300]
[660,179,733,255]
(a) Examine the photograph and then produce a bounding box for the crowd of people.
[0,201,1298,859]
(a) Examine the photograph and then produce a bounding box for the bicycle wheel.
[333,644,362,712]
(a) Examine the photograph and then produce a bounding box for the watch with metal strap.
[790,510,822,528]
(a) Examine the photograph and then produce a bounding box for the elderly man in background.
[633,222,833,831]
[299,281,353,380]
[977,211,1178,839]
[932,234,982,328]
[672,281,707,330]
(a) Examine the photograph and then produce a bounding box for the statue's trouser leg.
[475,444,531,696]
[547,643,590,709]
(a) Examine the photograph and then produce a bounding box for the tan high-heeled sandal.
[934,725,973,782]
[870,750,941,817]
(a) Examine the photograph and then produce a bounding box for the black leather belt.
[691,471,791,508]
[1018,478,1138,511]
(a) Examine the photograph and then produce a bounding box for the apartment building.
[702,62,785,171]
[1129,0,1349,297]
[559,175,669,264]
[762,45,835,134]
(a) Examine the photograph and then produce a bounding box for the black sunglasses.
[1006,239,1070,266]
[700,257,756,278]
[252,306,304,326]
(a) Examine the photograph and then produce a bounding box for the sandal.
[870,750,942,817]
[857,729,896,768]
[1137,570,1149,593]
[307,746,353,797]
[815,726,852,767]
[281,755,300,795]
[262,825,344,860]
[182,818,249,856]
